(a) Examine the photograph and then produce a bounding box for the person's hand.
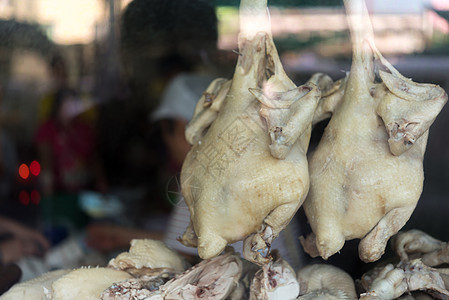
[5,220,51,252]
[0,218,51,258]
[0,238,46,265]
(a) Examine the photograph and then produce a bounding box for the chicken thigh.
[302,0,448,262]
[180,0,329,264]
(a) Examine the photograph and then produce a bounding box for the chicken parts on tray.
[0,267,133,300]
[392,230,449,268]
[102,249,243,300]
[249,251,300,300]
[301,0,448,263]
[359,260,449,300]
[296,264,357,300]
[108,239,188,275]
[180,0,336,264]
[357,230,449,300]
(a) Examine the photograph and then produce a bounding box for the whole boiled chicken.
[302,0,448,263]
[180,0,334,264]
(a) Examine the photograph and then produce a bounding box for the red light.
[19,164,29,179]
[30,161,41,176]
[31,190,41,205]
[19,190,30,205]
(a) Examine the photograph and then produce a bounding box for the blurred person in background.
[35,88,107,197]
[38,55,69,125]
[38,54,97,126]
[0,84,17,202]
[0,215,50,295]
[97,0,226,194]
[0,84,50,294]
[88,73,302,268]
[0,216,50,266]
[86,73,214,256]
[0,83,50,265]
[86,0,303,268]
[85,0,222,257]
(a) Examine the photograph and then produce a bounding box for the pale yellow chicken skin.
[303,0,448,262]
[180,0,325,264]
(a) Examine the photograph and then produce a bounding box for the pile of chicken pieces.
[4,233,449,299]
[359,230,449,299]
[0,238,359,300]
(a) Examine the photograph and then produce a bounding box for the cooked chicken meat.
[101,278,154,300]
[302,0,448,262]
[0,268,132,300]
[296,264,357,300]
[249,251,299,300]
[393,230,449,267]
[113,250,243,300]
[360,260,449,300]
[50,267,132,300]
[180,0,328,265]
[159,250,242,299]
[108,239,188,273]
[397,293,435,300]
[0,269,70,300]
[101,270,177,300]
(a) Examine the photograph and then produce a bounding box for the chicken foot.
[243,201,300,264]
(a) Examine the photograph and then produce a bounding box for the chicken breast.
[180,0,329,265]
[302,0,448,262]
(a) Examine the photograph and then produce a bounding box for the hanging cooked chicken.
[302,0,448,263]
[179,0,335,264]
